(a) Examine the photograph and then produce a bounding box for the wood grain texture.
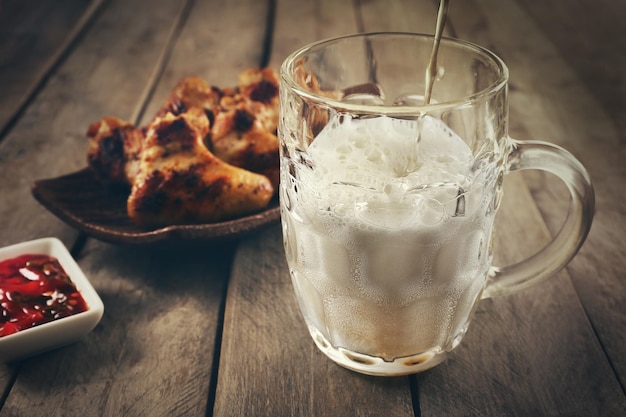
[409,1,626,415]
[215,1,419,416]
[518,0,626,136]
[0,0,221,416]
[0,0,101,400]
[448,0,626,392]
[507,0,626,386]
[1,0,281,415]
[268,0,360,70]
[138,0,274,125]
[0,0,188,248]
[0,0,624,416]
[0,0,101,138]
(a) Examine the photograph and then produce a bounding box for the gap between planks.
[0,0,108,143]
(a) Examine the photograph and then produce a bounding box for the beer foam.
[302,114,474,230]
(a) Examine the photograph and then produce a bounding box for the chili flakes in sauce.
[0,254,88,337]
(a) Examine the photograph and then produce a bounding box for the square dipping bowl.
[0,237,104,362]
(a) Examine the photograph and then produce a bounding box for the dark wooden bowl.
[32,169,281,245]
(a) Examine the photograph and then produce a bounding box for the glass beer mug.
[278,33,594,376]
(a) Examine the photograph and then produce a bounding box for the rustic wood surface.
[0,0,624,416]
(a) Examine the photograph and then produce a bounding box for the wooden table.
[1,0,624,415]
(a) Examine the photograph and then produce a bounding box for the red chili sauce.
[0,254,88,337]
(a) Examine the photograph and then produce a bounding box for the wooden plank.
[0,0,103,139]
[456,0,626,390]
[214,0,417,416]
[139,0,274,124]
[118,1,278,413]
[411,1,626,416]
[0,0,184,248]
[518,0,626,136]
[0,0,101,400]
[268,0,360,69]
[0,0,235,415]
[508,0,626,386]
[355,0,440,34]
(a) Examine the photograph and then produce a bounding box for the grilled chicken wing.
[154,71,280,187]
[211,92,279,188]
[86,69,279,227]
[155,76,221,119]
[127,109,273,227]
[237,67,279,134]
[86,116,143,185]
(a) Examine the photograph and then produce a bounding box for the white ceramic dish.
[0,237,104,362]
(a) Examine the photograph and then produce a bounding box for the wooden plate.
[31,169,281,245]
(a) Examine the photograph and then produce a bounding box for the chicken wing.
[86,116,143,185]
[127,108,274,227]
[237,67,279,134]
[156,76,221,120]
[211,93,279,189]
[152,72,279,187]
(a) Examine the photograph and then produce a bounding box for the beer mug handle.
[482,139,595,298]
